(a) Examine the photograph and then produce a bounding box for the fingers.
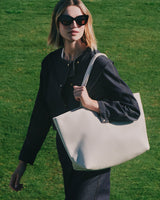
[15,184,23,191]
[73,85,85,91]
[9,173,16,190]
[9,161,26,192]
[10,173,19,191]
[73,86,86,100]
[73,85,92,108]
[15,174,20,189]
[9,173,23,192]
[73,86,83,101]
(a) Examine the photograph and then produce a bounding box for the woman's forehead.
[63,5,83,17]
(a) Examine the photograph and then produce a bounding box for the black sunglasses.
[58,14,89,26]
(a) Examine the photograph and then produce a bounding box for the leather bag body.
[53,53,150,171]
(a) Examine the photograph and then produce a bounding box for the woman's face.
[59,6,85,43]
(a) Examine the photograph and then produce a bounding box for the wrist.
[85,99,100,113]
[19,160,27,167]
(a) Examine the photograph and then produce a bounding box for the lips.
[69,30,79,35]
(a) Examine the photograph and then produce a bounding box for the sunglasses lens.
[59,15,72,26]
[76,15,88,26]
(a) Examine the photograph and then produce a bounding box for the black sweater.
[19,48,140,164]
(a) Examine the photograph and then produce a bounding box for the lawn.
[0,0,160,199]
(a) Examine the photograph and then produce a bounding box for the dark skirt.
[56,134,111,200]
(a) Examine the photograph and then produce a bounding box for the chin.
[71,35,83,42]
[67,37,80,43]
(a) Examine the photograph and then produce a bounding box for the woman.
[10,0,140,199]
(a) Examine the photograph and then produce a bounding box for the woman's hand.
[9,160,27,192]
[73,85,100,113]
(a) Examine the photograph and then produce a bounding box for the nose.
[70,20,78,28]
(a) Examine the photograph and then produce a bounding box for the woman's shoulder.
[41,48,62,66]
[94,50,114,69]
[92,50,120,78]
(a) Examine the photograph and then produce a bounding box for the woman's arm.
[19,87,52,164]
[73,56,140,123]
[19,59,52,165]
[97,58,140,123]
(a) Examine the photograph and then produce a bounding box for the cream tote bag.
[53,53,150,171]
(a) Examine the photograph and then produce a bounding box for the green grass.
[0,0,160,199]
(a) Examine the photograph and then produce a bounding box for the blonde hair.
[48,0,97,50]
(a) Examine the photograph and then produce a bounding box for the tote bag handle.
[81,53,107,87]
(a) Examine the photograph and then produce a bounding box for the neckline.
[61,47,91,64]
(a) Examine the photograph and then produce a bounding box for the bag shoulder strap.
[81,53,108,86]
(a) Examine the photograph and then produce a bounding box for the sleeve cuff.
[98,101,110,123]
[18,142,38,165]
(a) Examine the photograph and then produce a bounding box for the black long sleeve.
[19,62,52,165]
[96,57,140,123]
